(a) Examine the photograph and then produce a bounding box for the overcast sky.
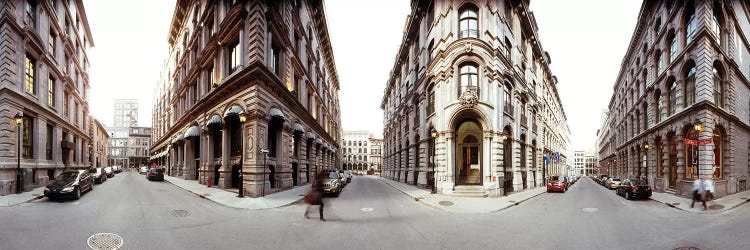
[86,0,642,152]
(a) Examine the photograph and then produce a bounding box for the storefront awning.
[172,134,183,143]
[223,105,244,118]
[269,107,285,120]
[306,132,316,140]
[314,138,322,145]
[206,114,223,127]
[293,123,304,134]
[184,126,200,139]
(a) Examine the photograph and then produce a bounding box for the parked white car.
[606,178,622,189]
[139,166,148,175]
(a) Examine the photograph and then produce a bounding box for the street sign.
[684,138,712,145]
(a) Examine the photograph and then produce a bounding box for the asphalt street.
[0,172,747,250]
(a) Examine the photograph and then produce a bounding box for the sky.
[85,0,642,152]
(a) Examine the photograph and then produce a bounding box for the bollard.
[207,177,212,187]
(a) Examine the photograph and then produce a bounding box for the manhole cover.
[438,201,454,206]
[169,210,190,217]
[87,233,123,250]
[582,208,599,212]
[361,208,375,212]
[673,247,701,250]
[708,204,724,210]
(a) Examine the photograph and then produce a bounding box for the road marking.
[361,208,375,212]
[582,207,598,212]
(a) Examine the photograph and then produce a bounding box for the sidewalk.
[0,186,46,207]
[378,177,546,213]
[650,189,750,214]
[164,176,309,210]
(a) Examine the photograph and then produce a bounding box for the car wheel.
[74,188,81,200]
[625,192,631,200]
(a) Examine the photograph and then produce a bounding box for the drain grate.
[169,210,191,217]
[673,247,701,250]
[438,201,454,206]
[708,204,724,210]
[87,233,123,250]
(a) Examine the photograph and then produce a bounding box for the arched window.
[713,65,724,108]
[685,1,697,44]
[654,90,662,123]
[684,65,696,106]
[459,4,478,38]
[668,30,678,63]
[667,78,678,116]
[459,62,479,95]
[685,127,699,179]
[711,0,722,45]
[713,127,723,180]
[655,51,664,73]
[427,84,435,115]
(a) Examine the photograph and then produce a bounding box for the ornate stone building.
[150,0,341,197]
[0,0,94,195]
[90,118,108,169]
[381,0,570,196]
[369,137,383,174]
[598,0,750,198]
[341,131,370,171]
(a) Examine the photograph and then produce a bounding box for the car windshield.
[150,169,159,174]
[631,180,647,185]
[550,176,560,181]
[329,172,339,179]
[58,172,78,181]
[557,176,565,181]
[611,178,621,181]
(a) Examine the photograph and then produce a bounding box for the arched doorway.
[455,119,482,186]
[269,165,276,188]
[667,131,678,188]
[503,126,513,194]
[292,163,298,186]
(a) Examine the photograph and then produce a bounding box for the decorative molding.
[458,90,478,107]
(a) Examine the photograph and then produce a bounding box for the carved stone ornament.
[459,90,479,107]
[464,42,473,53]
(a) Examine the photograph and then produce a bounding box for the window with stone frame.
[684,66,696,106]
[227,39,241,74]
[26,0,36,28]
[46,124,53,160]
[713,66,724,108]
[459,62,479,96]
[25,55,36,95]
[48,77,55,107]
[685,3,697,44]
[458,4,478,38]
[22,115,34,159]
[668,31,678,63]
[667,79,677,116]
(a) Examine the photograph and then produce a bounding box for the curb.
[164,178,304,210]
[651,196,750,214]
[378,177,546,213]
[376,178,445,212]
[491,190,546,213]
[0,193,46,207]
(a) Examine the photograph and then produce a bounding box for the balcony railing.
[459,29,478,38]
[520,115,528,127]
[461,85,479,94]
[503,103,514,117]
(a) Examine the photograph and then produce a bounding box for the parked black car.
[616,179,652,200]
[44,170,94,200]
[90,167,107,184]
[147,168,165,181]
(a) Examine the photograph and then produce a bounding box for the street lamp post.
[237,113,247,198]
[260,148,269,197]
[14,112,23,194]
[694,120,704,179]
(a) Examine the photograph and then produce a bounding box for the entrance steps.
[451,186,487,197]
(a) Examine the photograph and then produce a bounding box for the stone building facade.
[341,131,370,171]
[381,0,570,196]
[369,137,383,174]
[598,0,750,198]
[150,0,341,197]
[90,118,108,169]
[0,0,94,195]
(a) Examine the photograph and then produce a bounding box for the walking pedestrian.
[304,174,325,221]
[690,177,704,208]
[703,175,715,209]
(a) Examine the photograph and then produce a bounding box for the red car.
[547,175,569,193]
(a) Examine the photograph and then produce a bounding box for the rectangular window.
[48,77,55,107]
[22,116,33,159]
[46,124,53,160]
[227,40,240,74]
[48,30,55,55]
[686,18,697,44]
[271,43,281,75]
[63,92,69,117]
[669,38,678,63]
[26,0,36,28]
[25,55,36,95]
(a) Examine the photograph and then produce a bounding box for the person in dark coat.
[304,174,325,221]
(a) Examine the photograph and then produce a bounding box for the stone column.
[219,123,231,189]
[483,133,492,188]
[184,138,194,180]
[417,140,428,188]
[444,132,454,193]
[407,143,415,185]
[177,142,183,176]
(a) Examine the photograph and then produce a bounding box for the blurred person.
[703,175,715,209]
[691,177,704,209]
[304,174,325,221]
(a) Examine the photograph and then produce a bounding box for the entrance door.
[669,154,677,188]
[455,120,482,186]
[231,165,240,188]
[292,163,298,186]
